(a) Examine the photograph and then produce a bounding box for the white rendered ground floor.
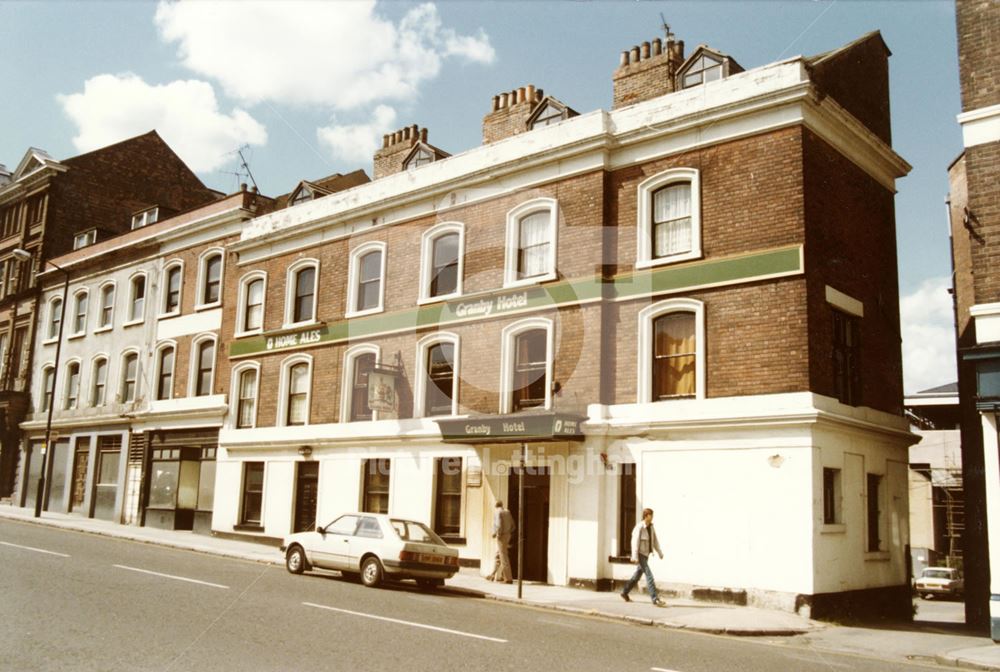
[215,392,914,619]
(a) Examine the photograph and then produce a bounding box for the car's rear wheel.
[361,556,383,587]
[286,546,307,575]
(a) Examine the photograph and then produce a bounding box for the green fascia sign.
[229,245,802,358]
[435,413,588,443]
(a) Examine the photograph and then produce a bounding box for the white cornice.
[958,103,1000,148]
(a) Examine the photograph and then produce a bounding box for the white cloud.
[317,105,398,163]
[58,73,267,172]
[900,276,957,395]
[154,0,495,110]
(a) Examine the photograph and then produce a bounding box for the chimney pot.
[526,84,536,103]
[630,46,640,64]
[420,128,427,142]
[499,92,508,108]
[620,50,629,67]
[653,38,662,56]
[536,88,544,100]
[641,41,651,59]
[518,87,526,104]
[251,186,258,194]
[240,183,247,192]
[410,124,418,141]
[492,95,500,112]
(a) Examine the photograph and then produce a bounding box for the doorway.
[294,462,319,533]
[507,466,550,582]
[69,438,90,513]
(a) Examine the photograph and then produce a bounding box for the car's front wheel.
[286,546,307,575]
[361,556,384,587]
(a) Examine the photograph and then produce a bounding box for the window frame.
[63,359,82,410]
[832,309,861,407]
[69,289,88,338]
[45,295,63,343]
[823,466,843,526]
[617,462,637,558]
[236,270,268,336]
[195,248,224,310]
[418,222,465,304]
[72,229,96,250]
[866,472,884,553]
[637,298,706,403]
[340,344,380,422]
[283,259,320,328]
[153,341,177,402]
[346,242,386,318]
[160,260,184,318]
[96,281,116,332]
[189,334,218,398]
[124,272,147,326]
[239,461,265,527]
[90,354,109,407]
[277,354,313,427]
[414,332,460,418]
[504,198,558,288]
[39,364,55,412]
[230,361,261,429]
[499,317,554,414]
[636,168,702,269]
[361,458,391,514]
[433,456,464,539]
[119,349,140,403]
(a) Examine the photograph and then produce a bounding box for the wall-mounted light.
[298,445,313,458]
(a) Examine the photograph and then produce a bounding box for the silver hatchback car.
[280,513,460,588]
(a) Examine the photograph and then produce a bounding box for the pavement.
[2,503,998,670]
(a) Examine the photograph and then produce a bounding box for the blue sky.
[0,1,961,393]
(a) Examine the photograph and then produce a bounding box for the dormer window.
[405,146,435,171]
[676,48,742,90]
[290,187,313,206]
[131,207,159,230]
[529,102,568,129]
[73,229,96,250]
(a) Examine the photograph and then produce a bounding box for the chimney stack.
[373,124,443,179]
[612,30,686,109]
[482,83,549,144]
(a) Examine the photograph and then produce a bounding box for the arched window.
[162,262,183,315]
[500,318,554,413]
[237,272,266,334]
[419,223,464,302]
[415,333,460,417]
[197,249,224,308]
[636,168,701,268]
[91,356,108,406]
[231,364,260,429]
[155,344,176,401]
[191,336,216,397]
[64,360,81,409]
[284,260,318,326]
[40,365,55,411]
[347,243,385,317]
[279,355,312,426]
[120,351,139,403]
[97,283,115,330]
[47,297,63,340]
[637,299,705,402]
[341,345,379,422]
[127,274,146,323]
[504,199,558,287]
[71,290,88,336]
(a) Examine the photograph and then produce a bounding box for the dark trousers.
[621,554,658,602]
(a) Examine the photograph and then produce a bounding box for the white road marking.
[651,668,683,672]
[112,564,229,589]
[0,541,70,557]
[303,602,508,643]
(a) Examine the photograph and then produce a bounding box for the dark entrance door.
[70,439,90,513]
[294,462,319,533]
[507,466,550,582]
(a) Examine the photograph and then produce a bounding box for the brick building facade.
[0,131,216,500]
[204,31,912,619]
[948,0,1000,640]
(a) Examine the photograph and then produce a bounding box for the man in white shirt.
[620,507,665,606]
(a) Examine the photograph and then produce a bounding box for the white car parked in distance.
[915,566,964,599]
[280,513,460,589]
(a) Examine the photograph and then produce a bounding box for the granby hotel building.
[23,30,915,620]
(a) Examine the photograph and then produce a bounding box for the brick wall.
[802,130,902,414]
[482,86,544,144]
[956,0,1000,112]
[963,142,1000,306]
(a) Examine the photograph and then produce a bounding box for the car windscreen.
[390,519,446,545]
[922,569,955,579]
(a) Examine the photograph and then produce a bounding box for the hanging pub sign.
[368,366,400,419]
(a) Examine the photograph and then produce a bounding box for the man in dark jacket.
[487,500,515,583]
